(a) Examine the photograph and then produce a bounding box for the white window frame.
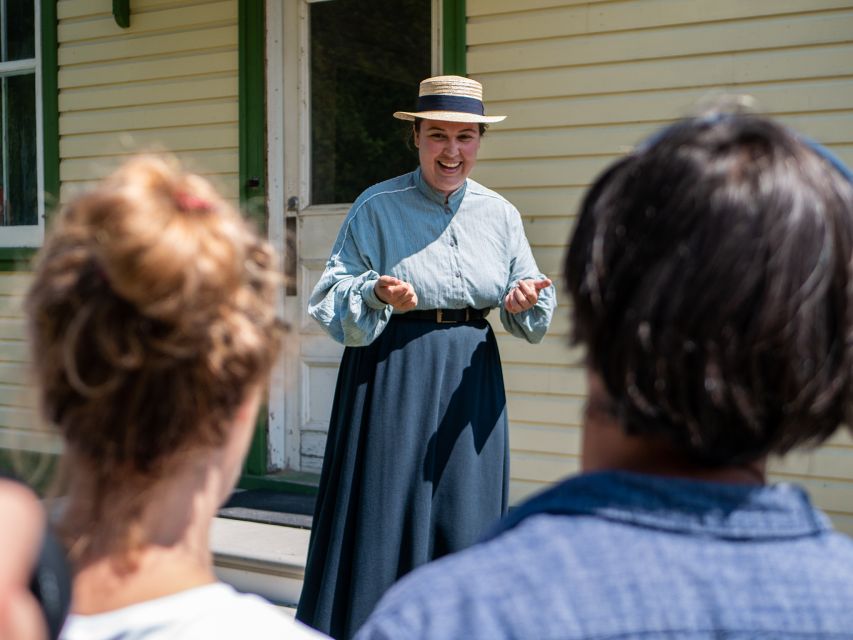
[0,0,44,247]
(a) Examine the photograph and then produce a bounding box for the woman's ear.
[413,125,420,148]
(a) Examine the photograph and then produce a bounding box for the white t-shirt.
[60,582,326,640]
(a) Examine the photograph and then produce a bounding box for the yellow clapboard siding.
[59,26,237,66]
[481,42,853,104]
[60,100,238,136]
[0,385,37,410]
[510,422,582,456]
[0,296,24,319]
[469,10,853,74]
[508,392,584,426]
[498,335,578,367]
[59,1,235,42]
[497,186,588,218]
[0,319,25,342]
[475,2,853,519]
[60,74,236,112]
[0,341,31,364]
[828,513,853,537]
[61,124,238,158]
[528,246,564,276]
[476,156,615,189]
[59,173,241,203]
[59,51,237,89]
[57,0,186,21]
[62,150,237,181]
[0,274,33,296]
[509,479,546,504]
[769,446,853,482]
[0,406,47,431]
[521,217,575,248]
[469,0,609,16]
[511,451,579,483]
[0,363,30,386]
[504,364,585,397]
[480,122,659,161]
[827,429,853,448]
[0,429,61,455]
[468,0,853,46]
[489,80,853,132]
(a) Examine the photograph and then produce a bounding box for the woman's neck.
[67,451,230,614]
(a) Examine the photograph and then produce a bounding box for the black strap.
[394,307,489,323]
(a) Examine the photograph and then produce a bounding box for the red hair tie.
[175,192,212,212]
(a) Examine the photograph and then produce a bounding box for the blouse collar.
[414,167,467,213]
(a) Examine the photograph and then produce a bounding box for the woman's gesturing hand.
[375,275,419,311]
[504,278,552,314]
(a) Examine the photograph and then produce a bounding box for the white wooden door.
[266,0,440,473]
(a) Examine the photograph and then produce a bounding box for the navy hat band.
[415,94,485,116]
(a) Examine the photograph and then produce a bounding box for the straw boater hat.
[393,75,506,124]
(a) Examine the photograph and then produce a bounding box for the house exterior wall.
[468,0,853,535]
[1,1,852,537]
[0,0,240,456]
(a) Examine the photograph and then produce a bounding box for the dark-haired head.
[565,110,853,466]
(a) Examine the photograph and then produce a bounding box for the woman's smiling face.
[415,119,481,196]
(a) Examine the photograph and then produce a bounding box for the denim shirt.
[308,169,556,347]
[356,471,853,639]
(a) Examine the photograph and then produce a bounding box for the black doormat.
[219,489,316,529]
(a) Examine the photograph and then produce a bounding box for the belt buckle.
[436,309,456,324]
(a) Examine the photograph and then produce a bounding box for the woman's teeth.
[439,161,461,169]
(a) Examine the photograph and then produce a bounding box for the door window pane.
[6,0,36,61]
[3,74,37,225]
[310,0,431,204]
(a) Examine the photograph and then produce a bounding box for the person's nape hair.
[565,109,853,465]
[25,155,285,556]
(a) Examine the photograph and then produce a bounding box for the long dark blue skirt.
[296,316,509,639]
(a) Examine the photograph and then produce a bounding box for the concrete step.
[211,516,309,608]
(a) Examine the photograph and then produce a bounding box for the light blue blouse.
[308,168,556,347]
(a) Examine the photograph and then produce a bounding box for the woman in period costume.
[297,75,555,639]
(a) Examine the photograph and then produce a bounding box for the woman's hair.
[413,116,488,137]
[25,156,283,540]
[565,111,853,465]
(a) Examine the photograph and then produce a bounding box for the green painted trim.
[238,0,266,231]
[442,0,466,75]
[40,0,60,220]
[243,403,268,476]
[238,0,269,478]
[0,450,59,497]
[238,471,320,495]
[0,247,37,271]
[112,0,131,28]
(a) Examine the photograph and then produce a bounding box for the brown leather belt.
[394,307,490,323]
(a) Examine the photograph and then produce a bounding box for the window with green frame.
[0,0,41,248]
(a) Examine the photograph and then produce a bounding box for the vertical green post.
[442,0,466,76]
[41,0,60,221]
[239,0,268,476]
[239,0,267,232]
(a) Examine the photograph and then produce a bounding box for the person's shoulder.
[356,516,567,640]
[173,585,326,639]
[464,178,515,208]
[351,172,419,212]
